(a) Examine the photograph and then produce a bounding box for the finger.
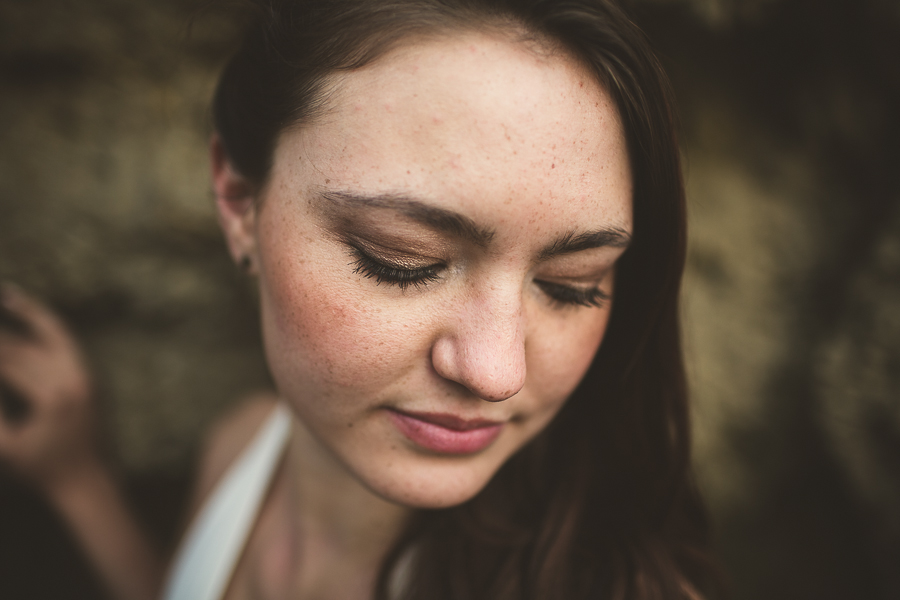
[0,341,47,402]
[0,283,70,347]
[0,334,39,367]
[0,295,34,339]
[0,329,31,350]
[0,337,92,415]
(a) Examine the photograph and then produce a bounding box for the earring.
[239,255,252,273]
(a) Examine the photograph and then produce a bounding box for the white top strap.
[161,403,292,600]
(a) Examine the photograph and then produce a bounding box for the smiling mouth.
[387,409,504,455]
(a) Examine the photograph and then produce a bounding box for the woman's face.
[220,32,632,508]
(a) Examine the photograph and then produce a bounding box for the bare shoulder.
[187,391,282,517]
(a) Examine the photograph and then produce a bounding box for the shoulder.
[187,391,282,517]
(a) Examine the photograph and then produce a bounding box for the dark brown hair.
[213,1,719,598]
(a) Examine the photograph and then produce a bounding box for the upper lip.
[388,409,504,431]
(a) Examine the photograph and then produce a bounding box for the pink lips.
[387,409,504,454]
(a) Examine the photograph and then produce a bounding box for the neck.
[279,414,412,599]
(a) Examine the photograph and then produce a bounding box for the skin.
[0,26,634,600]
[0,284,162,600]
[213,30,633,598]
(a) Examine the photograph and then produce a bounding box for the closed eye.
[348,244,444,290]
[535,280,609,308]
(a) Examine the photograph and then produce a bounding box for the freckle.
[325,179,331,184]
[551,163,555,169]
[347,422,353,428]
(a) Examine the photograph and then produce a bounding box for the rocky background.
[1,0,898,598]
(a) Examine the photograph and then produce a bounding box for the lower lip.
[387,411,503,455]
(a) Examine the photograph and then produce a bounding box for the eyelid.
[343,235,444,269]
[535,280,610,309]
[537,247,624,278]
[533,264,614,309]
[535,267,611,288]
[345,241,445,291]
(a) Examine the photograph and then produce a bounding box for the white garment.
[161,403,292,600]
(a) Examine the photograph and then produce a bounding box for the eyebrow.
[317,189,631,256]
[319,190,495,247]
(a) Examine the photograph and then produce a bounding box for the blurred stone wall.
[0,0,898,599]
[635,0,900,597]
[0,0,271,473]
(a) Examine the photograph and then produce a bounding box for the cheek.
[256,242,426,411]
[527,308,610,409]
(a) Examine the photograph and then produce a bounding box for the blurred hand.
[0,285,163,600]
[0,284,97,492]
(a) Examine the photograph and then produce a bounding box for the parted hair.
[212,1,720,598]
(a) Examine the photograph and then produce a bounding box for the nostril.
[471,351,527,402]
[480,386,521,403]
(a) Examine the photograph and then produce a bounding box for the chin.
[360,454,505,510]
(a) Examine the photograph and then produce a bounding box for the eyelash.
[535,281,610,309]
[348,245,608,308]
[349,246,443,290]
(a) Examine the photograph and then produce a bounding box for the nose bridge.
[433,279,527,402]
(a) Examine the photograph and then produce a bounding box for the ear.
[211,134,258,273]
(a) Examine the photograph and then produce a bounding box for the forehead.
[272,31,632,233]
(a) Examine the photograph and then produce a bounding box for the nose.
[430,285,527,402]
